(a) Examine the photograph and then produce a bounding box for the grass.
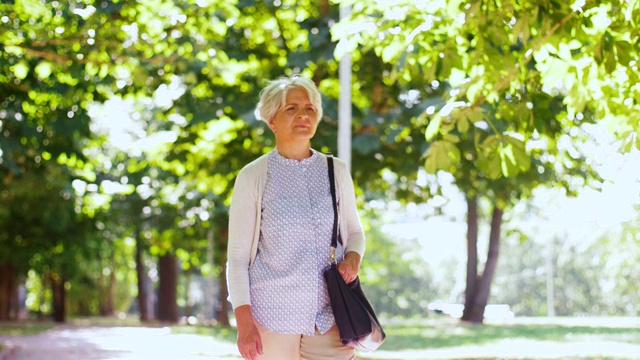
[68,316,145,327]
[0,323,54,336]
[376,319,640,351]
[352,317,640,360]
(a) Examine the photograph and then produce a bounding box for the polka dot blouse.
[248,149,344,336]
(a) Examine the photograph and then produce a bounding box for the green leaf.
[443,134,461,143]
[500,136,531,177]
[604,50,617,73]
[594,36,604,64]
[457,116,470,133]
[619,130,638,153]
[513,17,530,43]
[477,135,530,178]
[424,140,461,174]
[478,135,502,179]
[425,114,442,141]
[381,41,405,63]
[466,107,485,123]
[615,41,633,65]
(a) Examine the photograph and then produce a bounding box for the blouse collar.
[271,148,319,166]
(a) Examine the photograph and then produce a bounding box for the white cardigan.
[226,152,366,309]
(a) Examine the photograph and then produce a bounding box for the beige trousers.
[255,322,355,360]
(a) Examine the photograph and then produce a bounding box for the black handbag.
[323,154,386,352]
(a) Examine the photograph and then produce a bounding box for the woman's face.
[268,88,319,144]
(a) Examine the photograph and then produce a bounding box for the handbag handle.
[327,154,339,265]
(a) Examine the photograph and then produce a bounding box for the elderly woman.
[226,75,366,360]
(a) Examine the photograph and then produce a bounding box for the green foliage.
[333,0,639,183]
[25,270,49,314]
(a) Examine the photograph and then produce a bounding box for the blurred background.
[1,0,639,358]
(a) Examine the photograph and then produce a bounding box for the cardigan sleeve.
[335,158,366,257]
[226,167,258,309]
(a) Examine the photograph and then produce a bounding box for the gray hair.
[254,75,323,123]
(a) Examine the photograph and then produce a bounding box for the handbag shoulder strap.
[326,153,339,264]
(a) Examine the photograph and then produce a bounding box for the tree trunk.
[0,264,19,320]
[135,230,150,322]
[157,254,178,323]
[50,272,66,323]
[462,204,504,323]
[99,265,116,316]
[471,207,503,323]
[216,226,230,327]
[462,196,479,321]
[203,224,215,321]
[216,259,230,326]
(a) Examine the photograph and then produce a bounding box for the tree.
[332,0,638,322]
[0,0,241,322]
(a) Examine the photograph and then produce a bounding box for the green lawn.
[0,323,54,336]
[352,317,640,360]
[375,319,640,351]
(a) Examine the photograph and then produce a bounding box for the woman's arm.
[333,158,366,283]
[227,169,258,309]
[336,160,366,257]
[227,168,263,359]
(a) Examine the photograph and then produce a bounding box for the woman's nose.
[296,109,311,118]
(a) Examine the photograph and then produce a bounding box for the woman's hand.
[235,305,263,360]
[338,251,361,284]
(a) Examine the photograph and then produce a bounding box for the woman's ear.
[268,119,277,133]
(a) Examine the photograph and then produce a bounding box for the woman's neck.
[275,142,312,161]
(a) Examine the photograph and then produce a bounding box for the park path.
[0,325,242,360]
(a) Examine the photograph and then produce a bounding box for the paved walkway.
[0,325,242,360]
